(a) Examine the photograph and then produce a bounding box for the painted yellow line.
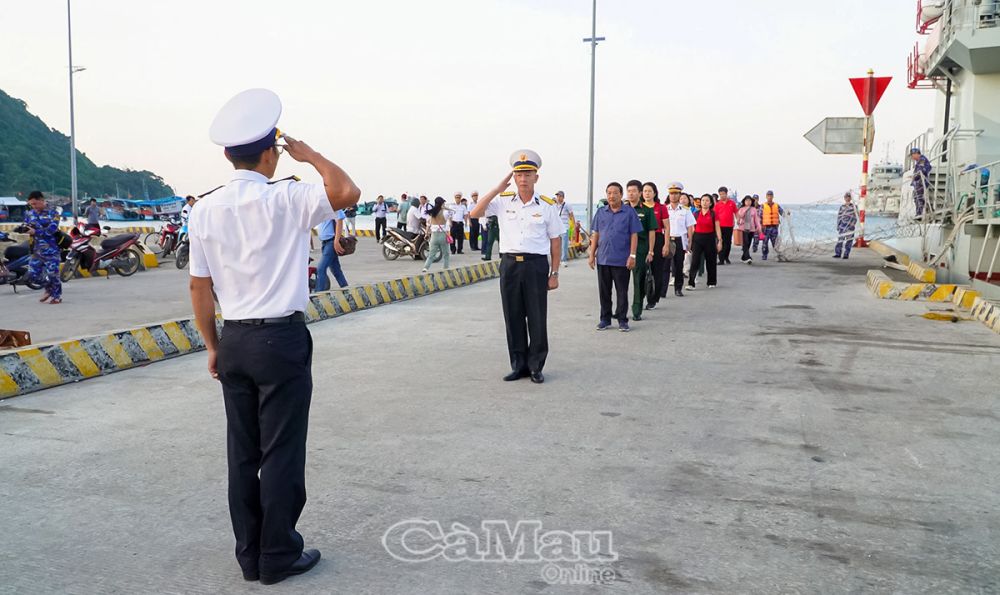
[61,340,102,378]
[362,285,379,305]
[130,328,166,361]
[18,348,63,386]
[333,291,353,313]
[0,368,21,398]
[101,335,134,368]
[161,322,193,352]
[316,294,337,316]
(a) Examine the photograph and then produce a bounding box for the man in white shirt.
[469,150,563,384]
[405,197,422,234]
[662,183,696,297]
[189,89,360,586]
[554,191,574,266]
[448,192,468,254]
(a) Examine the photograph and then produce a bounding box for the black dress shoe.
[530,371,544,384]
[260,549,321,585]
[675,290,684,297]
[243,570,259,582]
[503,369,529,381]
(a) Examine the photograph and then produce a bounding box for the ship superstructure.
[898,0,1000,297]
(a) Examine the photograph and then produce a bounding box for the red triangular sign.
[850,76,892,116]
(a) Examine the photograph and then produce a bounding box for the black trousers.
[649,233,665,306]
[719,226,734,264]
[217,320,313,576]
[597,264,631,323]
[663,237,686,294]
[450,222,465,253]
[469,219,481,250]
[741,229,754,261]
[499,254,549,373]
[689,232,718,287]
[375,217,387,241]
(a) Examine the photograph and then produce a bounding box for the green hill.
[0,88,173,199]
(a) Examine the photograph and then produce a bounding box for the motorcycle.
[381,227,441,262]
[0,231,43,291]
[174,223,190,270]
[60,227,142,281]
[143,216,182,257]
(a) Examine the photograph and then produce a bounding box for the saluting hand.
[282,135,319,163]
[495,172,513,193]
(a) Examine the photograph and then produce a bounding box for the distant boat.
[102,196,186,221]
[357,198,399,215]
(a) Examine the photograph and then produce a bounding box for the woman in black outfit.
[686,194,722,290]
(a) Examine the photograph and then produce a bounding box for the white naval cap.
[510,149,542,171]
[209,88,283,156]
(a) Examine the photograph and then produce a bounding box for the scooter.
[0,231,43,291]
[60,227,142,281]
[143,215,182,257]
[174,223,190,270]
[381,227,441,262]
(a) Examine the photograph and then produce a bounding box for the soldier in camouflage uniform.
[911,147,932,216]
[23,191,63,303]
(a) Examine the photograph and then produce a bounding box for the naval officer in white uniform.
[188,88,360,585]
[469,150,563,384]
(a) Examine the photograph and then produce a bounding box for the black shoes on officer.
[258,549,322,585]
[503,369,544,383]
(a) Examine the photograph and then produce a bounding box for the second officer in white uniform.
[188,88,360,585]
[470,150,563,383]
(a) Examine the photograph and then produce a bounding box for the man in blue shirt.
[588,182,641,332]
[314,210,348,291]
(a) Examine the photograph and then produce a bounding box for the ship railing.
[906,127,983,223]
[954,159,1000,282]
[926,0,1000,67]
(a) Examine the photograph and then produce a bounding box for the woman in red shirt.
[686,194,722,290]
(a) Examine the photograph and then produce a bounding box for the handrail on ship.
[925,1,1000,69]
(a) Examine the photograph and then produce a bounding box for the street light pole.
[67,0,80,224]
[582,0,605,228]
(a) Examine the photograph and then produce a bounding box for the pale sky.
[2,0,934,204]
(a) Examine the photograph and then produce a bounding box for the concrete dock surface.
[1,250,998,594]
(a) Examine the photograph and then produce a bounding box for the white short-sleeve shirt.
[188,170,334,320]
[484,193,565,255]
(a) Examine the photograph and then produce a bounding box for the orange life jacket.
[762,202,781,226]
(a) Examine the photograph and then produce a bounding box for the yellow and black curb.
[971,296,1000,335]
[865,269,965,302]
[0,261,501,399]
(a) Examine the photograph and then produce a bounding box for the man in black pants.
[468,191,481,250]
[469,150,562,383]
[663,183,695,296]
[588,182,641,332]
[190,88,360,585]
[449,192,467,254]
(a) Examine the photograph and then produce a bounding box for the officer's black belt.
[227,312,305,326]
[502,253,546,263]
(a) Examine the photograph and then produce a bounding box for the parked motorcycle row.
[0,222,148,293]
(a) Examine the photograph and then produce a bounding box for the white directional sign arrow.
[804,117,870,155]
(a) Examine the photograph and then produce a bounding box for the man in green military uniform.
[626,180,657,321]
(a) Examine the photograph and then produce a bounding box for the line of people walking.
[588,181,786,332]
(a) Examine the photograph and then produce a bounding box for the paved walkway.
[1,251,998,594]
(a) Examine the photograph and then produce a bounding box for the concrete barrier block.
[906,260,936,283]
[951,287,980,310]
[868,240,911,266]
[971,297,1000,335]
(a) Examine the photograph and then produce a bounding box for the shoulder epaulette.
[539,195,555,205]
[268,175,301,185]
[198,185,224,199]
[500,191,516,197]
